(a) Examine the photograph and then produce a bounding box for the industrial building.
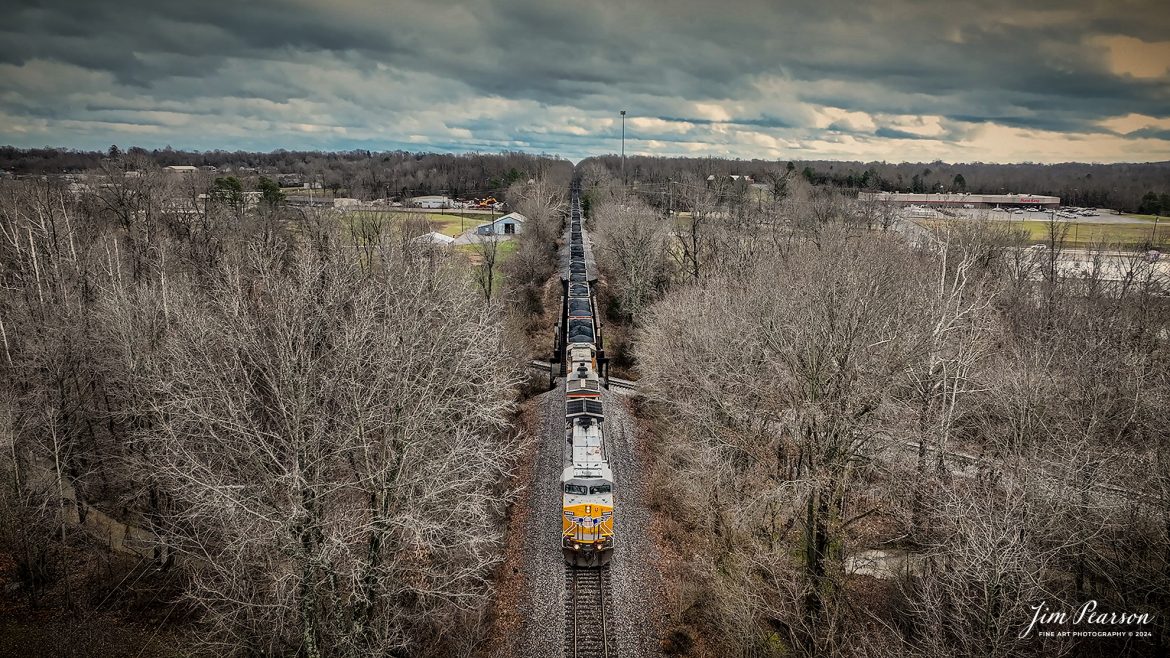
[475,212,526,236]
[858,191,1060,209]
[410,195,453,209]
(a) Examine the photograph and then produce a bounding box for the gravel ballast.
[603,388,666,658]
[513,385,569,658]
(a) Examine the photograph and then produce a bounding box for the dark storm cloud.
[1,0,1168,161]
[874,128,935,141]
[1129,128,1170,141]
[660,116,800,129]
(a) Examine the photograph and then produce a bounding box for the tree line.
[0,145,573,202]
[580,154,1170,214]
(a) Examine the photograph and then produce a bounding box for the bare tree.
[591,197,671,323]
[672,174,725,282]
[906,220,998,539]
[501,177,566,301]
[471,233,502,302]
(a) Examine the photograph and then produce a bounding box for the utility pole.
[620,110,627,187]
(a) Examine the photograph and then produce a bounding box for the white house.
[475,212,526,236]
[165,165,198,173]
[411,195,453,209]
[412,231,456,246]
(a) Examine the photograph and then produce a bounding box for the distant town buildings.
[164,165,198,173]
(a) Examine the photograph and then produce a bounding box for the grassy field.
[918,218,1170,249]
[457,238,519,261]
[1004,220,1169,249]
[340,210,478,237]
[458,239,519,296]
[334,208,518,294]
[427,213,479,237]
[1117,213,1167,223]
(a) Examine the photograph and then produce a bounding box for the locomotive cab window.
[565,483,587,495]
[589,484,611,495]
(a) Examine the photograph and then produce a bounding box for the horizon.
[2,0,1169,164]
[6,144,1170,170]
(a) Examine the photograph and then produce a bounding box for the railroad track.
[565,565,614,658]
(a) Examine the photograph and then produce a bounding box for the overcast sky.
[2,0,1169,163]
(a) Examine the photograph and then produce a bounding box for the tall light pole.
[620,110,627,186]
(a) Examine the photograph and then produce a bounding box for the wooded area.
[2,148,1166,656]
[0,159,562,655]
[0,146,574,201]
[582,162,1170,657]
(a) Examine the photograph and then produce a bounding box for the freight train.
[556,183,613,568]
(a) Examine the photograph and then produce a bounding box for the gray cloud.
[1,0,1168,162]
